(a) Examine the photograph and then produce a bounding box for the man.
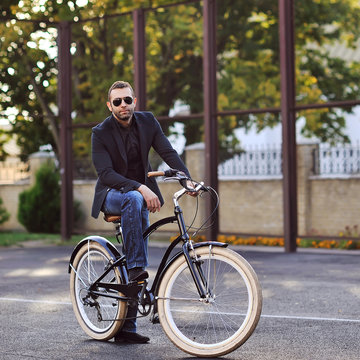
[91,81,194,344]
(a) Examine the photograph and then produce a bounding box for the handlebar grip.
[148,171,165,177]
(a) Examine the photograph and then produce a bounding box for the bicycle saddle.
[104,214,121,223]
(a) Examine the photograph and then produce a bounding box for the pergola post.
[203,0,219,240]
[279,0,297,252]
[133,8,146,110]
[58,21,73,241]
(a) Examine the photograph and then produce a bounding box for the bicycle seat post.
[114,223,126,255]
[115,223,122,242]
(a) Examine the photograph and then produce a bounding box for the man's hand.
[186,180,199,197]
[137,185,161,213]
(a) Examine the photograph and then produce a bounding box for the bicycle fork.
[173,196,215,301]
[182,242,213,300]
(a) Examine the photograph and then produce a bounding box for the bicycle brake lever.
[163,168,182,177]
[163,177,178,182]
[163,176,193,192]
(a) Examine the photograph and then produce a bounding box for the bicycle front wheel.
[157,246,262,357]
[70,242,127,340]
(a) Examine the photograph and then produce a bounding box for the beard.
[113,107,134,122]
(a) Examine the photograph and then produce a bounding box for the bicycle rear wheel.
[70,242,127,340]
[157,246,262,357]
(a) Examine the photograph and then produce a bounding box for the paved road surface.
[0,241,359,360]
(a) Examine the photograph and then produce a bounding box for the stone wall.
[309,177,360,236]
[0,144,359,237]
[219,178,283,235]
[0,183,28,231]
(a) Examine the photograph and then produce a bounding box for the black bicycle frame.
[145,206,207,298]
[86,204,208,305]
[87,254,141,301]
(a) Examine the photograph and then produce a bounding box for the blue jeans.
[102,189,150,333]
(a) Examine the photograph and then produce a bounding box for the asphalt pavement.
[0,241,359,360]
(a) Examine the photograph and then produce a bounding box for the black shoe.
[128,267,149,282]
[114,331,150,344]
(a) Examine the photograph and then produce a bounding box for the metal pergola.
[7,0,360,251]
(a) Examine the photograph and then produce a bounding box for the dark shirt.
[112,116,144,185]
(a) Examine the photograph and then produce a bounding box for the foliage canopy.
[1,0,360,163]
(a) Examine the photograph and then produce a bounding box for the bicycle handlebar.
[148,169,205,193]
[148,169,218,233]
[148,171,165,177]
[148,169,184,178]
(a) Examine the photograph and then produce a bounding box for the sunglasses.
[112,96,133,107]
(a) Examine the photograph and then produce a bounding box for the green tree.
[1,0,360,162]
[18,161,61,232]
[216,0,360,145]
[0,197,10,225]
[1,1,61,159]
[17,161,82,232]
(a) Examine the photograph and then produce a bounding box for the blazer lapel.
[109,115,127,166]
[134,112,148,171]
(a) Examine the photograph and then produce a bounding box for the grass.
[0,231,173,247]
[0,232,105,247]
[0,232,60,247]
[2,231,358,250]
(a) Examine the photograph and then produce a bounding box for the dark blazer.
[91,111,190,218]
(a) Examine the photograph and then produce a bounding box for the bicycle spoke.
[158,297,202,301]
[71,246,125,335]
[70,263,88,287]
[158,246,262,356]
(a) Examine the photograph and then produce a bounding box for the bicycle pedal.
[151,314,160,324]
[128,279,147,286]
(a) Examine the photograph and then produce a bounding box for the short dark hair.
[107,81,135,100]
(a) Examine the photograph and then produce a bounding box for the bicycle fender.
[154,241,228,295]
[193,241,228,249]
[68,236,121,273]
[173,241,228,263]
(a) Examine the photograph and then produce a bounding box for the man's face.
[107,87,137,123]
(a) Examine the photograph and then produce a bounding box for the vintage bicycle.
[68,169,262,357]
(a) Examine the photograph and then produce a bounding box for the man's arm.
[151,118,199,198]
[151,118,190,176]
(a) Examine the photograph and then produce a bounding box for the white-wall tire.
[70,242,127,340]
[157,246,262,357]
